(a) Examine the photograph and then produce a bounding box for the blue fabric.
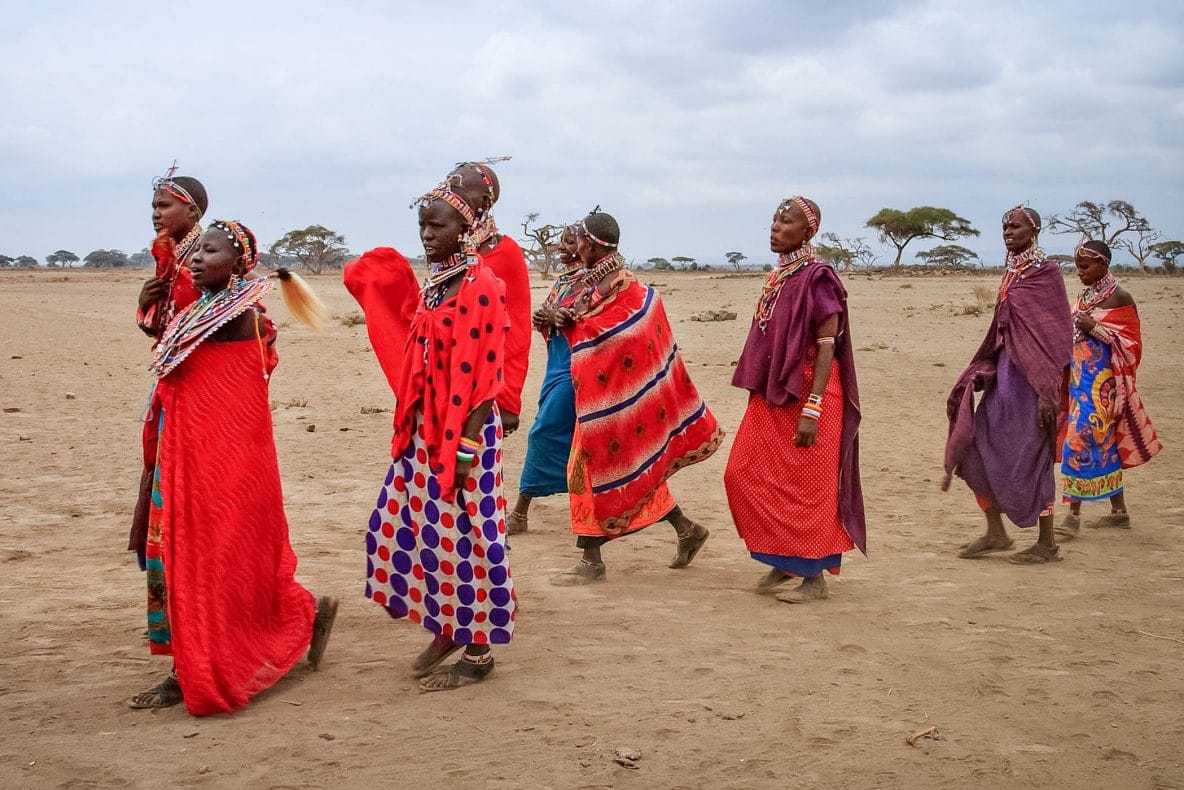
[519,336,576,496]
[751,552,842,577]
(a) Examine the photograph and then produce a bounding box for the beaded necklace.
[755,244,816,333]
[421,253,476,310]
[577,253,626,306]
[997,241,1046,302]
[1073,272,1117,340]
[150,278,273,379]
[545,263,589,308]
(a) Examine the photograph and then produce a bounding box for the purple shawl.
[732,263,866,553]
[942,261,1073,489]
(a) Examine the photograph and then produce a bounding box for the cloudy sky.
[2,0,1181,267]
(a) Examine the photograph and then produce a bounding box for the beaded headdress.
[1003,204,1041,232]
[577,206,619,249]
[209,219,258,273]
[152,160,200,210]
[1075,242,1111,262]
[778,196,820,236]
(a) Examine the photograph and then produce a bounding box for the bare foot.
[412,633,461,678]
[958,534,1014,559]
[507,510,529,535]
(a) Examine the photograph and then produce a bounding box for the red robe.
[154,337,313,716]
[481,236,531,417]
[343,247,420,394]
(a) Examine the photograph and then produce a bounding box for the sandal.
[308,595,339,670]
[550,559,606,586]
[128,674,183,709]
[419,655,495,692]
[958,536,1015,559]
[507,510,529,536]
[1053,515,1081,542]
[756,569,793,594]
[1092,512,1131,529]
[412,635,462,679]
[1008,543,1062,565]
[669,524,709,569]
[775,575,829,604]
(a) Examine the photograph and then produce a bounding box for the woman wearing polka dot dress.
[725,196,866,604]
[361,175,516,691]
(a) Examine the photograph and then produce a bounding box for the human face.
[188,229,239,292]
[576,232,603,267]
[1075,251,1109,286]
[418,200,465,263]
[770,203,812,254]
[1002,211,1036,254]
[559,228,578,267]
[152,188,198,241]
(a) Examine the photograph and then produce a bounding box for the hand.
[794,416,819,448]
[532,305,553,331]
[1037,397,1057,432]
[552,307,576,328]
[1073,312,1096,333]
[453,457,474,494]
[502,411,520,435]
[138,278,168,312]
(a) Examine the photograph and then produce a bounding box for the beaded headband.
[209,219,258,273]
[152,161,199,209]
[1076,243,1111,263]
[577,205,618,249]
[1003,204,1040,232]
[414,178,477,227]
[779,196,820,234]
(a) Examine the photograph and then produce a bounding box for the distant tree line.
[7,202,1180,275]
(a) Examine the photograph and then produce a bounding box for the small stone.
[306,424,316,433]
[65,393,76,400]
[318,733,336,741]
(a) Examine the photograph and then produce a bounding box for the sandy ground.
[1,267,1182,790]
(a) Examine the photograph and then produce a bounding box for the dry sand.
[1,267,1182,790]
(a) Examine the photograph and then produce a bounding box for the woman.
[362,179,516,691]
[537,210,719,585]
[942,205,1073,564]
[508,224,586,534]
[1056,240,1161,539]
[725,196,865,603]
[130,164,209,568]
[130,220,337,715]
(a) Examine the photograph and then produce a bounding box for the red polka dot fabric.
[725,358,854,560]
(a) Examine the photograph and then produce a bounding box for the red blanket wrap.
[155,338,314,716]
[564,278,722,532]
[1092,305,1162,467]
[343,247,420,394]
[481,236,531,417]
[389,260,508,500]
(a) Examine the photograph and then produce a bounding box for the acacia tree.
[916,244,980,269]
[0,255,12,268]
[83,249,129,268]
[46,249,79,268]
[1047,200,1159,273]
[520,213,565,278]
[671,256,696,270]
[1150,240,1184,272]
[725,251,747,270]
[814,233,855,272]
[866,206,979,268]
[647,257,671,270]
[270,225,348,274]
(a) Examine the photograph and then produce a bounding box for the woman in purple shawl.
[942,205,1073,564]
[725,196,865,603]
